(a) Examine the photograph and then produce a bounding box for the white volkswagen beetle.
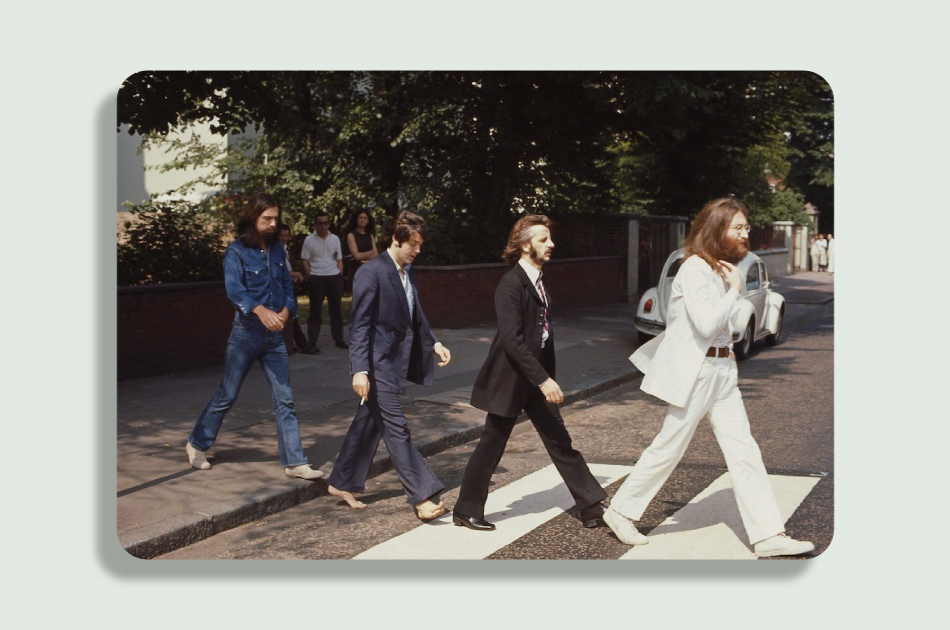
[634,249,785,360]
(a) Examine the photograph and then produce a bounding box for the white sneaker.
[604,507,648,546]
[285,464,326,480]
[754,533,815,558]
[185,442,211,470]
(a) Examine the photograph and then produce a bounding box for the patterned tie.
[536,273,550,348]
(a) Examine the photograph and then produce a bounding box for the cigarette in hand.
[360,396,365,406]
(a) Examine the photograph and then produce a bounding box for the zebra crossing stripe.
[354,464,633,560]
[620,473,821,560]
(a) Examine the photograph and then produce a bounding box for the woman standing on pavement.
[344,210,378,293]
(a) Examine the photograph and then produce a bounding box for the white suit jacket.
[630,255,740,407]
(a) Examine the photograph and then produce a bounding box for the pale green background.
[7,0,944,627]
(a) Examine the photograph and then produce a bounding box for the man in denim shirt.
[185,192,324,480]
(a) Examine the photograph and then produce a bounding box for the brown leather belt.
[706,346,730,358]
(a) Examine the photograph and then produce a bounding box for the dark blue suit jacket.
[348,251,439,394]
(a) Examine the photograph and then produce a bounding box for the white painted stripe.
[620,473,820,560]
[354,464,632,560]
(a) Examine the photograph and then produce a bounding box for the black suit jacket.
[470,263,556,417]
[348,251,439,394]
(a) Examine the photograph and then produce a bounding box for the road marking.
[619,473,820,560]
[354,464,632,559]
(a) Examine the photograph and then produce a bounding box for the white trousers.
[612,357,785,544]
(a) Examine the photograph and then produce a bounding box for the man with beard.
[185,193,324,480]
[603,197,814,557]
[452,214,608,531]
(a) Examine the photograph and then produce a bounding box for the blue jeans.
[188,314,309,468]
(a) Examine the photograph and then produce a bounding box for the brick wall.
[118,282,236,380]
[416,256,623,328]
[119,258,622,379]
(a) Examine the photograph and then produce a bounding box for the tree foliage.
[119,71,833,263]
[117,200,227,286]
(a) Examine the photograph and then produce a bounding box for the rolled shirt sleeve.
[223,244,259,316]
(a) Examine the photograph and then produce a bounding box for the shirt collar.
[391,253,410,274]
[518,258,542,284]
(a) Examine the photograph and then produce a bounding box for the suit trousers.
[327,390,444,506]
[609,357,784,545]
[454,394,607,519]
[307,274,344,344]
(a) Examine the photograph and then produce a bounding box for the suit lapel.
[383,251,412,320]
[514,263,544,305]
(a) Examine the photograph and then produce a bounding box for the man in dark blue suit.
[327,211,452,521]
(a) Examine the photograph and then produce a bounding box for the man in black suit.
[453,214,608,531]
[327,211,452,521]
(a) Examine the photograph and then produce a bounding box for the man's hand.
[717,261,742,292]
[434,343,451,367]
[290,271,304,283]
[352,372,370,399]
[253,305,285,331]
[539,378,564,404]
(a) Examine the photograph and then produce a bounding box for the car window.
[746,264,760,290]
[758,262,768,285]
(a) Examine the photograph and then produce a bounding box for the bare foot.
[328,485,366,509]
[415,499,446,520]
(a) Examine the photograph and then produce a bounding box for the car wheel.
[638,331,654,346]
[734,318,753,360]
[765,307,784,346]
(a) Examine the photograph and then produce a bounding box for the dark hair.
[382,210,428,246]
[237,192,281,247]
[346,209,376,235]
[278,223,290,233]
[684,197,748,269]
[502,214,552,265]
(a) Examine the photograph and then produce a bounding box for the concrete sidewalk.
[117,271,833,558]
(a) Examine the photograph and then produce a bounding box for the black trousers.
[327,390,444,506]
[454,394,607,519]
[307,274,344,344]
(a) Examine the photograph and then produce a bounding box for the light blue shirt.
[393,256,414,320]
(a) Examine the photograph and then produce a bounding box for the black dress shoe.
[452,512,496,531]
[579,502,608,528]
[335,341,349,349]
[303,344,321,355]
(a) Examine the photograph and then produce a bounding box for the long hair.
[381,210,428,246]
[502,214,552,265]
[236,192,281,247]
[346,208,376,235]
[684,197,748,269]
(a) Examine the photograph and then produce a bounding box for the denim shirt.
[223,239,297,320]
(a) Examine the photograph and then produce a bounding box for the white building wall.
[117,121,228,212]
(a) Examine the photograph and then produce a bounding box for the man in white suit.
[604,197,814,558]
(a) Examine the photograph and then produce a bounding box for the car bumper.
[634,315,666,336]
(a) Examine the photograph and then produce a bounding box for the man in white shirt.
[604,197,814,558]
[301,211,347,353]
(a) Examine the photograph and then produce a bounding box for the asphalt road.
[161,296,833,560]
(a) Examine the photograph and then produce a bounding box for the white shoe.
[754,533,815,558]
[285,464,326,480]
[185,442,211,470]
[604,507,648,546]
